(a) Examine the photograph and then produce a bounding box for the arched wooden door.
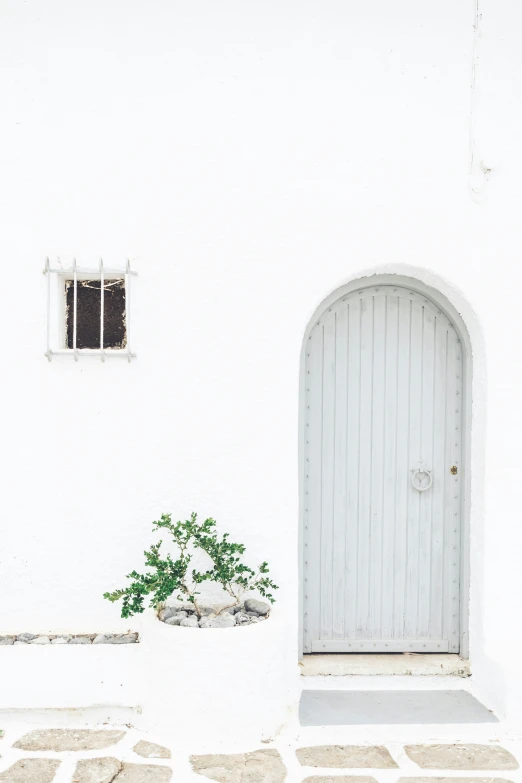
[302,283,464,653]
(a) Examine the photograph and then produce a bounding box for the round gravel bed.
[158,599,272,629]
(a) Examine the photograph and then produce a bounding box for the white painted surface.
[140,610,297,750]
[0,644,144,712]
[303,285,463,654]
[1,0,522,735]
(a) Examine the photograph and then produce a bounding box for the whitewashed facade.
[2,0,522,738]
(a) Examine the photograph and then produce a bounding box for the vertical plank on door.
[430,318,448,641]
[320,311,336,641]
[332,304,349,638]
[369,294,386,639]
[417,306,436,640]
[345,300,362,640]
[394,296,412,638]
[446,333,461,652]
[303,323,323,652]
[381,294,399,640]
[356,295,374,637]
[404,299,423,640]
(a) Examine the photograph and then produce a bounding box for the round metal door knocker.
[411,468,433,492]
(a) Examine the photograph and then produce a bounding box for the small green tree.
[103,513,278,619]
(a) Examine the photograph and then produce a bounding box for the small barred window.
[44,259,136,361]
[65,279,126,350]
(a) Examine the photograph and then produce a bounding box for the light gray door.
[303,284,462,653]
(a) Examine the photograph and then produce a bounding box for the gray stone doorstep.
[299,690,498,726]
[191,748,286,782]
[404,745,519,770]
[133,740,171,759]
[13,728,126,752]
[0,758,61,783]
[73,760,172,782]
[296,745,399,769]
[303,777,379,783]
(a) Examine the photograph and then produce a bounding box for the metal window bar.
[72,258,78,362]
[100,258,105,362]
[45,257,51,361]
[43,259,137,361]
[125,258,131,363]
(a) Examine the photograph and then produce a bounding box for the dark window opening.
[65,279,126,349]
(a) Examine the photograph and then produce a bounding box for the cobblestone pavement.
[0,725,521,782]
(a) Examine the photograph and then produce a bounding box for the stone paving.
[0,727,520,782]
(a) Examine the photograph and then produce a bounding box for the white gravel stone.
[165,616,183,626]
[93,634,111,644]
[69,636,92,644]
[180,616,199,628]
[199,613,236,629]
[109,633,138,644]
[0,636,14,645]
[244,599,271,616]
[30,636,51,645]
[52,635,72,644]
[17,633,37,642]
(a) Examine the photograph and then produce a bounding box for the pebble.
[93,634,109,644]
[30,636,51,644]
[165,612,187,622]
[180,616,199,628]
[165,616,183,626]
[17,633,37,642]
[69,636,92,644]
[52,635,72,644]
[199,613,236,629]
[244,598,272,616]
[107,634,138,644]
[0,636,14,645]
[235,612,250,625]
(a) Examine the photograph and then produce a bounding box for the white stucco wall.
[2,0,522,727]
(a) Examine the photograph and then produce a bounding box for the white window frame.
[44,258,137,362]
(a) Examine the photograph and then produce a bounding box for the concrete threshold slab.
[300,653,470,677]
[299,690,498,726]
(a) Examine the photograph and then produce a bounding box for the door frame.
[298,273,472,660]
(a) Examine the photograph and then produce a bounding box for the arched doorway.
[300,275,471,657]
